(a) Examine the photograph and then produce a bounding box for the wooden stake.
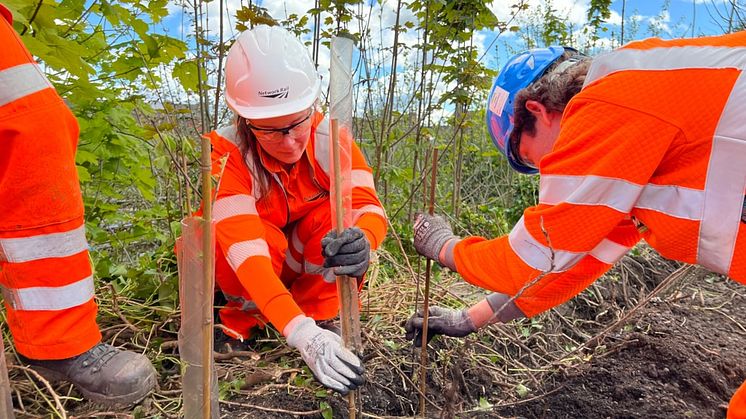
[200,136,213,419]
[419,148,438,417]
[331,118,360,418]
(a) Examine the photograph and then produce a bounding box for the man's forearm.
[466,292,526,329]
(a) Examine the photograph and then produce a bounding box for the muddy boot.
[19,343,157,406]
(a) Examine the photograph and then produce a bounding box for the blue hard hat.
[486,46,566,174]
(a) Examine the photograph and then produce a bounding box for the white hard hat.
[224,25,321,119]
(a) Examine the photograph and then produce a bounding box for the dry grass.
[6,244,721,418]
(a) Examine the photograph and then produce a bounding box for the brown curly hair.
[509,52,592,161]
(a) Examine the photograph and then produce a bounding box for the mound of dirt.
[498,278,746,419]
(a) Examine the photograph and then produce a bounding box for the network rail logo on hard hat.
[258,86,289,99]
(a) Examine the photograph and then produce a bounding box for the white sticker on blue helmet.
[488,86,509,117]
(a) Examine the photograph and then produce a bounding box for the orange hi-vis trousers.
[730,381,746,419]
[216,201,349,339]
[0,9,101,359]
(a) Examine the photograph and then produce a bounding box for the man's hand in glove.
[322,227,370,279]
[285,315,365,395]
[413,214,458,269]
[404,306,476,347]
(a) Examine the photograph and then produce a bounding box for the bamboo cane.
[0,330,14,418]
[330,34,360,418]
[331,120,360,418]
[200,136,213,419]
[419,148,438,417]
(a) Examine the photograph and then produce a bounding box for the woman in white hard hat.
[202,25,387,395]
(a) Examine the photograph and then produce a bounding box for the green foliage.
[503,175,539,226]
[218,377,246,399]
[320,401,333,419]
[542,3,571,46]
[585,0,613,43]
[172,60,206,92]
[235,4,277,31]
[6,0,190,311]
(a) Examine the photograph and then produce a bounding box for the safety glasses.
[509,131,537,170]
[246,109,313,139]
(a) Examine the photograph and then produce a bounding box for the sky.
[151,0,740,117]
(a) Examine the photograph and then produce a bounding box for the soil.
[218,262,746,419]
[14,254,746,418]
[496,286,746,419]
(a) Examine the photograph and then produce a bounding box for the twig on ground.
[10,365,67,419]
[220,399,322,415]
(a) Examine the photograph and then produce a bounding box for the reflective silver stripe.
[314,119,331,175]
[351,205,387,224]
[2,274,94,311]
[508,217,583,272]
[0,63,53,107]
[351,169,376,189]
[637,184,704,220]
[213,125,266,199]
[590,239,631,265]
[539,175,641,213]
[226,239,271,271]
[290,228,304,255]
[0,224,88,263]
[586,45,746,87]
[222,292,257,311]
[697,73,746,273]
[508,217,630,272]
[304,261,336,282]
[284,249,302,273]
[216,125,239,146]
[213,194,258,223]
[540,174,706,220]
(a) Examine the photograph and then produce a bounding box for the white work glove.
[285,315,364,395]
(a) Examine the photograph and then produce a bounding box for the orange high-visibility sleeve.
[453,99,682,317]
[207,133,303,333]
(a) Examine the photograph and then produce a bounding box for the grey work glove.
[413,213,457,263]
[286,316,365,395]
[321,227,370,279]
[404,306,476,347]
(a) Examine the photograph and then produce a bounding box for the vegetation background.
[2,0,745,417]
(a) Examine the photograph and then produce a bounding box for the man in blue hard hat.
[407,32,746,418]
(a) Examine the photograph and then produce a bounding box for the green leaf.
[516,383,530,398]
[172,59,203,92]
[76,165,91,182]
[320,401,333,419]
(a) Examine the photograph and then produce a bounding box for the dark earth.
[14,254,744,418]
[218,257,746,419]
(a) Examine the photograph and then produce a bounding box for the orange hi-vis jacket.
[454,31,746,318]
[205,113,387,337]
[0,5,101,359]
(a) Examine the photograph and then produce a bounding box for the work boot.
[19,343,157,406]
